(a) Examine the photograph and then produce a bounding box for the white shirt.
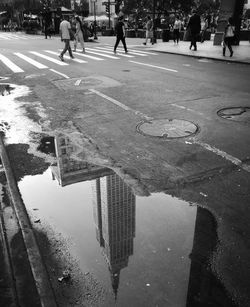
[60,20,71,40]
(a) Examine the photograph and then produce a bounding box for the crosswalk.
[0,32,42,40]
[0,46,157,74]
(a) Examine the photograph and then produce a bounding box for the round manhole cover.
[217,107,250,124]
[136,119,199,139]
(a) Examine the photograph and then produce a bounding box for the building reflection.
[186,207,238,307]
[50,133,112,186]
[92,174,136,299]
[49,133,236,305]
[50,133,136,298]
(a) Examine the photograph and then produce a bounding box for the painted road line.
[191,140,250,173]
[94,47,134,58]
[103,46,148,56]
[89,89,152,120]
[29,51,68,66]
[49,69,70,79]
[111,46,158,55]
[171,103,211,120]
[73,49,104,61]
[45,50,87,63]
[129,60,178,73]
[0,35,11,40]
[0,53,24,73]
[14,52,48,69]
[85,48,120,59]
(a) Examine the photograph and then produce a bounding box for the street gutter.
[0,134,58,307]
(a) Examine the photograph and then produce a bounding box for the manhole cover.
[136,119,198,139]
[217,107,250,124]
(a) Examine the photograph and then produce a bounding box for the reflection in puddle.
[18,133,237,306]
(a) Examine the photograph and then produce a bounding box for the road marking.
[14,52,48,69]
[49,69,69,79]
[109,46,158,55]
[75,79,82,86]
[85,48,120,59]
[94,47,134,58]
[129,60,178,72]
[0,53,24,73]
[29,51,68,66]
[72,50,104,61]
[45,50,87,63]
[103,46,148,56]
[191,139,250,173]
[89,89,152,120]
[171,103,210,119]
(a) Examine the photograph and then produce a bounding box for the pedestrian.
[187,9,201,51]
[58,15,74,62]
[222,17,235,57]
[114,15,128,54]
[173,15,182,44]
[143,16,153,45]
[73,16,85,53]
[200,17,208,43]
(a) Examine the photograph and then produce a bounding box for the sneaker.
[230,51,233,57]
[58,54,64,61]
[143,42,146,45]
[114,50,116,54]
[125,50,128,53]
[70,55,74,59]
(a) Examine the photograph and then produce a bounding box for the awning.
[0,11,7,15]
[84,15,109,21]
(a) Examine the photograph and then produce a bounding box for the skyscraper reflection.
[92,174,136,299]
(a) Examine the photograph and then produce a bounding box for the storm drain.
[217,107,250,124]
[136,119,199,139]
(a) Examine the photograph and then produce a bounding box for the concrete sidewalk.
[96,35,250,64]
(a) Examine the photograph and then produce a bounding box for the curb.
[0,135,58,307]
[151,49,250,65]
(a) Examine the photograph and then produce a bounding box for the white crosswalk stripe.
[0,32,41,40]
[85,48,119,59]
[45,50,87,63]
[14,52,48,69]
[69,50,104,61]
[29,51,68,66]
[0,47,158,73]
[0,53,24,73]
[107,46,158,55]
[94,47,134,58]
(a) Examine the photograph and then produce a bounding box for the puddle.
[19,168,196,306]
[15,133,237,306]
[17,160,236,307]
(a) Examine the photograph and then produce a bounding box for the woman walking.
[223,17,235,57]
[74,16,85,53]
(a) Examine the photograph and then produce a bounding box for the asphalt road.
[0,32,250,306]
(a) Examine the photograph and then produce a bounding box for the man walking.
[143,16,153,45]
[114,15,128,54]
[59,16,74,61]
[187,9,201,51]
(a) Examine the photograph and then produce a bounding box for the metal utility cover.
[137,119,198,139]
[217,107,250,124]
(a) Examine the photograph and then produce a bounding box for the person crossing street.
[58,16,74,62]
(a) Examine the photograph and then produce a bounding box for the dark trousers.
[114,35,127,52]
[190,31,199,50]
[173,29,180,43]
[223,37,233,55]
[61,39,73,57]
